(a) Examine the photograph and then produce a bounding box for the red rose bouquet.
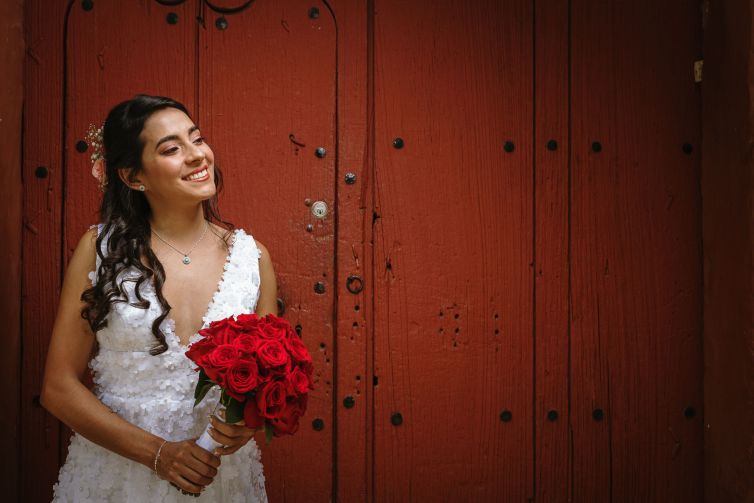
[186,313,314,448]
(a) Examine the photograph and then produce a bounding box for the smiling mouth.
[182,167,209,182]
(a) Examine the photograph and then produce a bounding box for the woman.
[41,94,275,501]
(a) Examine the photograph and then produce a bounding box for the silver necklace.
[151,220,209,265]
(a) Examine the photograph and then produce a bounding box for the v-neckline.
[164,227,241,350]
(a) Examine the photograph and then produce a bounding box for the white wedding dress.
[52,223,268,502]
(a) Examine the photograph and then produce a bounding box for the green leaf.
[193,370,216,407]
[224,396,245,424]
[265,422,274,445]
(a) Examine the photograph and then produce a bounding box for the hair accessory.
[85,122,107,192]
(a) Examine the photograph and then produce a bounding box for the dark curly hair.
[80,94,234,355]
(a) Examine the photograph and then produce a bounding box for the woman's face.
[133,107,216,204]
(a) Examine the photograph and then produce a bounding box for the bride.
[41,94,273,501]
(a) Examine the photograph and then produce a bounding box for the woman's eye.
[163,147,178,155]
[194,136,205,144]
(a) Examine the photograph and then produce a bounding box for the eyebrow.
[155,125,200,150]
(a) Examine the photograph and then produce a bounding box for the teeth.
[183,168,208,181]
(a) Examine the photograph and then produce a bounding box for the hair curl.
[80,94,234,355]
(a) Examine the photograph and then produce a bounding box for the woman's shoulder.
[208,223,264,259]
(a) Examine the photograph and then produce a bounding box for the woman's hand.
[155,439,222,494]
[207,411,259,456]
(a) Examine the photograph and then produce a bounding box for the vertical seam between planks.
[567,0,574,499]
[59,0,77,470]
[366,1,376,501]
[320,2,340,500]
[531,0,538,501]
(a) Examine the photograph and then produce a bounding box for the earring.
[138,184,145,191]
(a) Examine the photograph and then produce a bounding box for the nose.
[186,141,205,164]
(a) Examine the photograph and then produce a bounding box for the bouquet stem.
[196,401,226,452]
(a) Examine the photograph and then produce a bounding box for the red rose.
[225,358,260,401]
[256,380,287,419]
[236,313,262,331]
[256,339,290,368]
[185,337,217,369]
[204,344,242,386]
[208,344,242,369]
[288,366,314,395]
[243,399,265,430]
[270,395,307,437]
[203,317,244,345]
[258,314,289,341]
[284,334,312,365]
[233,333,262,356]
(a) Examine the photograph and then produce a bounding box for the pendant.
[182,256,191,265]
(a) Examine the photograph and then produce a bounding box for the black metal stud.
[592,408,604,421]
[392,137,404,149]
[345,172,356,184]
[343,396,355,408]
[503,141,515,153]
[215,16,228,30]
[306,224,313,232]
[312,418,324,431]
[294,324,302,336]
[308,6,320,18]
[166,12,179,24]
[499,410,512,422]
[34,166,48,179]
[75,140,88,153]
[276,297,285,316]
[684,406,696,419]
[81,0,94,11]
[682,143,693,155]
[547,409,558,421]
[315,147,326,158]
[591,141,602,153]
[373,375,378,386]
[314,281,326,294]
[546,140,558,151]
[391,412,403,426]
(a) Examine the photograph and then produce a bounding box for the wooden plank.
[21,1,69,499]
[198,1,336,500]
[1,0,24,499]
[534,0,571,500]
[327,1,372,501]
[372,1,534,500]
[701,0,754,499]
[570,0,703,499]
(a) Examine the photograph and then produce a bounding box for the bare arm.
[40,227,219,492]
[254,240,278,317]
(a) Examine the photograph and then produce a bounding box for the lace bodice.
[52,223,268,502]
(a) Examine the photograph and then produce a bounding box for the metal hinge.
[694,60,703,83]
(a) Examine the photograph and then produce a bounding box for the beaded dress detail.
[52,223,268,502]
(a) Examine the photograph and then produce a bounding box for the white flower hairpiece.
[85,122,107,192]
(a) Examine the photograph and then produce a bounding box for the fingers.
[171,478,203,496]
[159,440,222,494]
[190,442,222,469]
[207,417,257,456]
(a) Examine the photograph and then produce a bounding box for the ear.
[117,167,143,190]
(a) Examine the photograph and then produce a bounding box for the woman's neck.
[148,204,207,243]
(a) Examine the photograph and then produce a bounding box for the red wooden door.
[21,0,702,501]
[28,1,334,501]
[372,1,534,501]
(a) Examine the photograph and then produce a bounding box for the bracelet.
[153,439,168,473]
